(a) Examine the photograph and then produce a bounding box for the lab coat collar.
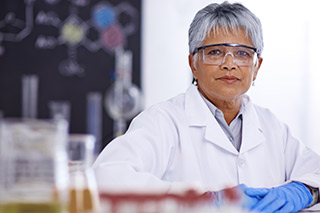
[185,85,265,155]
[240,96,265,153]
[185,85,238,155]
[185,85,210,126]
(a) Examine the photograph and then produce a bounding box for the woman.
[93,2,320,212]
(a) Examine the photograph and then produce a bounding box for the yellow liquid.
[69,188,94,213]
[0,202,64,213]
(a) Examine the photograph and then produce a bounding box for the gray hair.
[188,1,263,57]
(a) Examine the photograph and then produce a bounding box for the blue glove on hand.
[238,184,265,210]
[244,182,313,213]
[208,184,262,209]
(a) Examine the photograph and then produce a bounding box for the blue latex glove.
[244,182,313,213]
[238,184,267,210]
[207,184,263,209]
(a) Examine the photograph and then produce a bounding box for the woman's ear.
[189,54,197,79]
[256,57,263,70]
[253,57,263,80]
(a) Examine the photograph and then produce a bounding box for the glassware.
[67,134,100,213]
[86,92,102,156]
[49,101,71,123]
[105,48,142,137]
[21,75,38,118]
[0,118,69,213]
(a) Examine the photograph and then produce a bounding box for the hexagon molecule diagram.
[0,0,138,76]
[52,1,138,76]
[92,2,138,53]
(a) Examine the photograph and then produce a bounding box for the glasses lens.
[201,45,257,66]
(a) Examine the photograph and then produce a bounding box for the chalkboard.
[0,0,142,152]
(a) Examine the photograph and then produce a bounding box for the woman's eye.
[237,50,250,57]
[207,49,222,55]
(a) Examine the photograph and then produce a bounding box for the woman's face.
[189,28,263,104]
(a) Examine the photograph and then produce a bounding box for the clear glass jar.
[67,134,100,213]
[0,118,69,213]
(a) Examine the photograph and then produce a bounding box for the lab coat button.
[238,159,245,167]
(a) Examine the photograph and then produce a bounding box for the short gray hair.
[188,1,263,57]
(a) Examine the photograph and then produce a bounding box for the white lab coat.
[93,85,320,193]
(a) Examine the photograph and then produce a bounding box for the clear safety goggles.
[193,43,259,67]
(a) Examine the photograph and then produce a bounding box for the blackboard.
[0,0,142,152]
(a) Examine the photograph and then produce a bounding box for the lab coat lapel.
[185,85,238,155]
[240,96,265,153]
[204,119,239,155]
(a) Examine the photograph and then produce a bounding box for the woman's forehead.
[204,27,253,46]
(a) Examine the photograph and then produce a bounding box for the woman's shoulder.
[145,92,186,114]
[243,95,279,119]
[131,92,187,125]
[250,101,288,131]
[242,95,285,129]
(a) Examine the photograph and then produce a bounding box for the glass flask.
[105,48,142,136]
[0,118,69,213]
[67,134,100,213]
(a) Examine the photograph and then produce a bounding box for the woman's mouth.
[217,75,240,84]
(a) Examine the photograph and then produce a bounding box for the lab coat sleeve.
[283,123,320,189]
[92,104,203,193]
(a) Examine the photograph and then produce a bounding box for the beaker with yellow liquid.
[67,134,100,213]
[0,118,69,213]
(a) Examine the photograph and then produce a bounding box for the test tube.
[22,75,38,118]
[86,92,102,155]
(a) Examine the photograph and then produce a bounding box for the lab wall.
[0,0,142,152]
[141,0,320,154]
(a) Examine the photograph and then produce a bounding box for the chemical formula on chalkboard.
[0,0,138,77]
[0,0,142,150]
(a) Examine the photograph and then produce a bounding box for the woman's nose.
[221,52,237,70]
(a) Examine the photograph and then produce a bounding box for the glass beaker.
[67,134,100,213]
[48,101,71,123]
[0,118,69,213]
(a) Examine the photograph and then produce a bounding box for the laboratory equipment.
[22,75,38,118]
[0,118,69,213]
[67,134,100,213]
[86,93,102,156]
[49,101,71,123]
[99,187,246,212]
[105,48,142,137]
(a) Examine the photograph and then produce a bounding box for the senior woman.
[93,2,320,212]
